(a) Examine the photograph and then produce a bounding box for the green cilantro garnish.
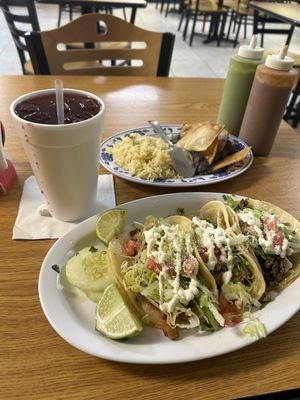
[176,208,185,216]
[51,264,60,273]
[223,194,240,210]
[89,246,98,253]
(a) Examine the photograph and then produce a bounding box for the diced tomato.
[273,231,284,247]
[262,216,277,231]
[223,314,243,327]
[182,257,198,277]
[219,293,243,327]
[166,263,174,275]
[123,240,140,257]
[145,256,162,274]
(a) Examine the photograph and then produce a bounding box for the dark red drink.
[14,92,101,124]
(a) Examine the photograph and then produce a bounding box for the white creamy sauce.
[237,210,293,258]
[144,224,199,315]
[192,217,245,285]
[222,270,232,287]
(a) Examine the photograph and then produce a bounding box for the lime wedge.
[95,283,142,340]
[96,209,127,245]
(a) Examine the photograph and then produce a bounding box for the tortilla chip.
[201,137,219,164]
[211,147,251,172]
[177,122,224,151]
[180,124,192,137]
[180,122,205,137]
[217,128,229,152]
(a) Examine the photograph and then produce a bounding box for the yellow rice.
[109,134,179,180]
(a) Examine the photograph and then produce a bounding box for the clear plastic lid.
[238,35,264,60]
[265,45,294,71]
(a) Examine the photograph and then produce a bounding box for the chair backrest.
[25,13,175,77]
[0,0,40,74]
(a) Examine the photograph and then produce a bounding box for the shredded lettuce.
[240,312,267,339]
[232,253,253,285]
[222,282,260,308]
[122,261,159,300]
[207,302,225,327]
[223,195,241,210]
[168,306,200,329]
[194,286,225,332]
[141,280,159,300]
[240,207,264,219]
[199,306,220,332]
[143,215,163,228]
[228,234,249,246]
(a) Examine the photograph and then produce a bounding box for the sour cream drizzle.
[192,217,248,285]
[237,210,292,258]
[144,224,199,313]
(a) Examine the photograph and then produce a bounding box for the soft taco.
[190,200,266,326]
[199,200,241,233]
[223,196,300,296]
[108,214,226,338]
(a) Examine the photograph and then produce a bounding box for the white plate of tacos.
[39,193,300,364]
[100,123,253,187]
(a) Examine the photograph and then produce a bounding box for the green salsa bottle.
[217,35,264,136]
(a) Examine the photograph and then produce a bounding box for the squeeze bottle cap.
[265,45,294,71]
[238,35,264,59]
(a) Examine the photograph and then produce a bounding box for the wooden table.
[1,75,300,400]
[250,1,300,46]
[38,0,147,24]
[250,2,300,27]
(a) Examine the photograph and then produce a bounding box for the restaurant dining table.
[1,75,300,400]
[250,1,300,45]
[250,1,300,27]
[37,0,147,24]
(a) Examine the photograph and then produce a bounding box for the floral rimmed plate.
[99,125,253,187]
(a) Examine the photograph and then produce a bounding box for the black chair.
[56,3,127,27]
[181,0,228,47]
[0,0,40,74]
[252,1,294,47]
[25,13,175,77]
[226,1,254,47]
[57,4,81,27]
[163,0,182,17]
[285,76,300,128]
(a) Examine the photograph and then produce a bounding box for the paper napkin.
[13,175,116,240]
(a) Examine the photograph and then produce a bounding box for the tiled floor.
[0,2,300,77]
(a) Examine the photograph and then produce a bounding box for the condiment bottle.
[239,45,297,156]
[217,35,264,136]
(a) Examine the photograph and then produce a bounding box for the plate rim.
[38,192,300,364]
[99,125,253,187]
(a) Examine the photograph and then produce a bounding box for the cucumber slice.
[65,246,114,302]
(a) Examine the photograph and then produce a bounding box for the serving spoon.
[148,120,196,178]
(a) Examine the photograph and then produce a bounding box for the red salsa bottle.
[239,45,297,156]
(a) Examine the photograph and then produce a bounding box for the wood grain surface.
[250,2,300,27]
[38,0,147,9]
[40,13,164,76]
[1,75,300,400]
